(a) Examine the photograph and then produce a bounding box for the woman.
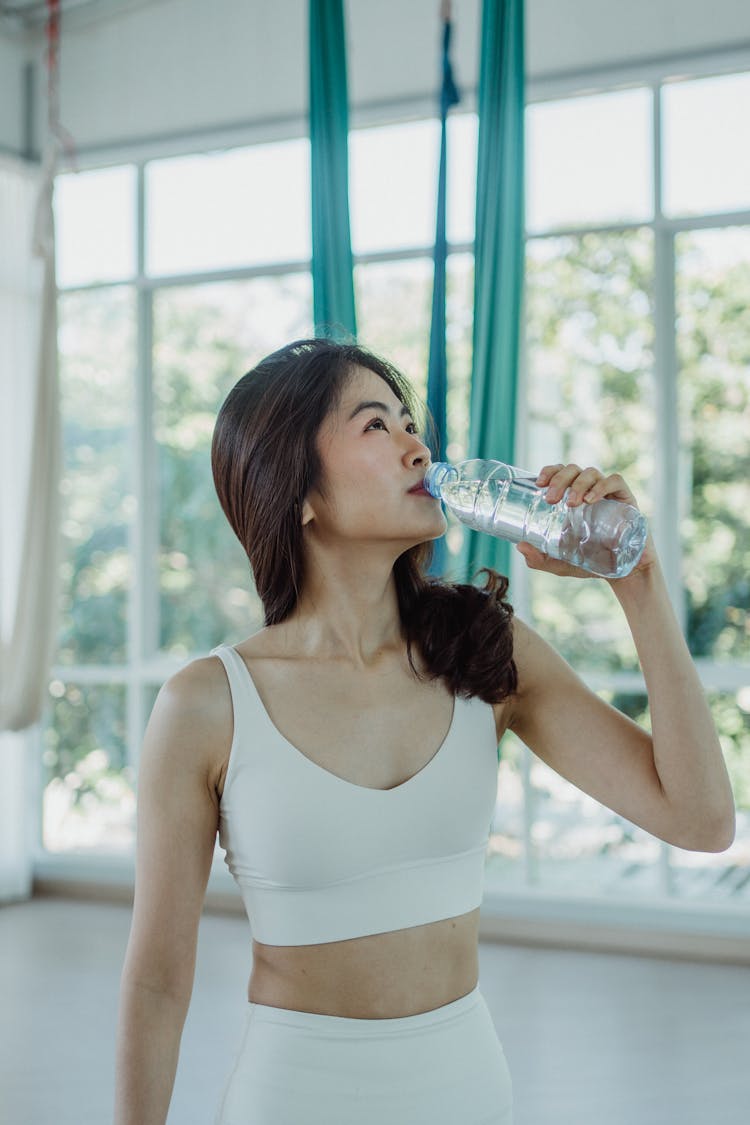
[114,337,735,1125]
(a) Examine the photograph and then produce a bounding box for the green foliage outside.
[676,228,750,663]
[524,228,655,673]
[154,275,313,655]
[56,287,135,665]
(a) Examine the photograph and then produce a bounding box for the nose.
[404,431,431,468]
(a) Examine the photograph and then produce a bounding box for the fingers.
[534,464,636,508]
[535,463,603,505]
[580,472,629,504]
[516,540,590,578]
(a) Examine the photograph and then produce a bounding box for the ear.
[301,497,315,526]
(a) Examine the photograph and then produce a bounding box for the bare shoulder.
[159,654,233,728]
[491,615,555,738]
[508,614,563,689]
[150,654,234,793]
[162,652,232,706]
[490,616,537,738]
[124,656,234,1001]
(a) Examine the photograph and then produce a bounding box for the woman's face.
[302,365,447,549]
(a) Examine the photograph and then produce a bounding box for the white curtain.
[0,151,62,900]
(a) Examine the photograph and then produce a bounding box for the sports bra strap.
[210,644,258,719]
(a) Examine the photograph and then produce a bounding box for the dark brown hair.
[211,337,517,704]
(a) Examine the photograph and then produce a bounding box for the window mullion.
[514,272,538,887]
[130,163,157,774]
[653,79,683,897]
[652,97,685,635]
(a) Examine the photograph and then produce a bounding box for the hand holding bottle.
[515,463,656,582]
[424,457,651,580]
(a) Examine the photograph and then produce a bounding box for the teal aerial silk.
[427,12,461,578]
[308,0,357,339]
[460,0,525,585]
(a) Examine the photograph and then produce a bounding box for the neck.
[279,545,407,668]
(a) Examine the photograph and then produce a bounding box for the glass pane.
[153,273,313,656]
[662,72,750,218]
[447,112,478,245]
[531,692,662,895]
[716,687,750,815]
[485,729,527,891]
[42,682,133,853]
[526,88,653,233]
[675,227,750,663]
[353,254,474,450]
[350,120,440,254]
[355,254,475,569]
[445,252,474,463]
[146,139,311,276]
[350,114,475,255]
[668,691,750,903]
[54,165,136,288]
[354,257,433,398]
[443,253,475,564]
[524,229,655,672]
[57,288,135,665]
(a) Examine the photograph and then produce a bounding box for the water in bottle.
[423,458,647,579]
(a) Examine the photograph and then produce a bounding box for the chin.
[402,517,448,551]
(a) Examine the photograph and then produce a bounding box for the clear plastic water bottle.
[423,458,648,579]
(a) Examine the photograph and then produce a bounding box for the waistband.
[246,984,482,1037]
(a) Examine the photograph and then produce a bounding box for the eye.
[364,417,419,435]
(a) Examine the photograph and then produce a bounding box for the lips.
[408,483,429,495]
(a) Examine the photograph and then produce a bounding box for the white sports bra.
[210,643,499,946]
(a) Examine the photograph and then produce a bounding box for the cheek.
[328,449,390,499]
[319,466,393,532]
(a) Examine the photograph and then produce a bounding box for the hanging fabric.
[0,0,65,734]
[0,0,66,903]
[309,0,357,339]
[460,0,525,585]
[426,1,461,578]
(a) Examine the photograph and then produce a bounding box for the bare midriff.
[247,906,481,1018]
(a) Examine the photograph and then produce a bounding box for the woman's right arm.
[114,657,230,1125]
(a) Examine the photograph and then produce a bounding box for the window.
[526,87,653,232]
[146,141,311,275]
[55,165,137,287]
[46,140,313,853]
[153,275,312,656]
[519,72,749,898]
[662,72,750,218]
[45,67,749,910]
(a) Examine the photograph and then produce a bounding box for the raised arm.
[114,657,231,1125]
[504,462,736,854]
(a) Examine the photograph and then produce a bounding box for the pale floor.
[1,898,749,1125]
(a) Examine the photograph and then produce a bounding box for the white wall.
[528,0,750,76]
[0,33,26,155]
[4,0,746,161]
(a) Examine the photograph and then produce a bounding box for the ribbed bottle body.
[424,459,647,579]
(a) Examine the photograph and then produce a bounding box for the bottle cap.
[423,462,458,497]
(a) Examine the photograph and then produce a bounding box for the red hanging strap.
[44,0,77,166]
[46,0,60,79]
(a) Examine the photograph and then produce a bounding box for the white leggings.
[214,984,513,1124]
